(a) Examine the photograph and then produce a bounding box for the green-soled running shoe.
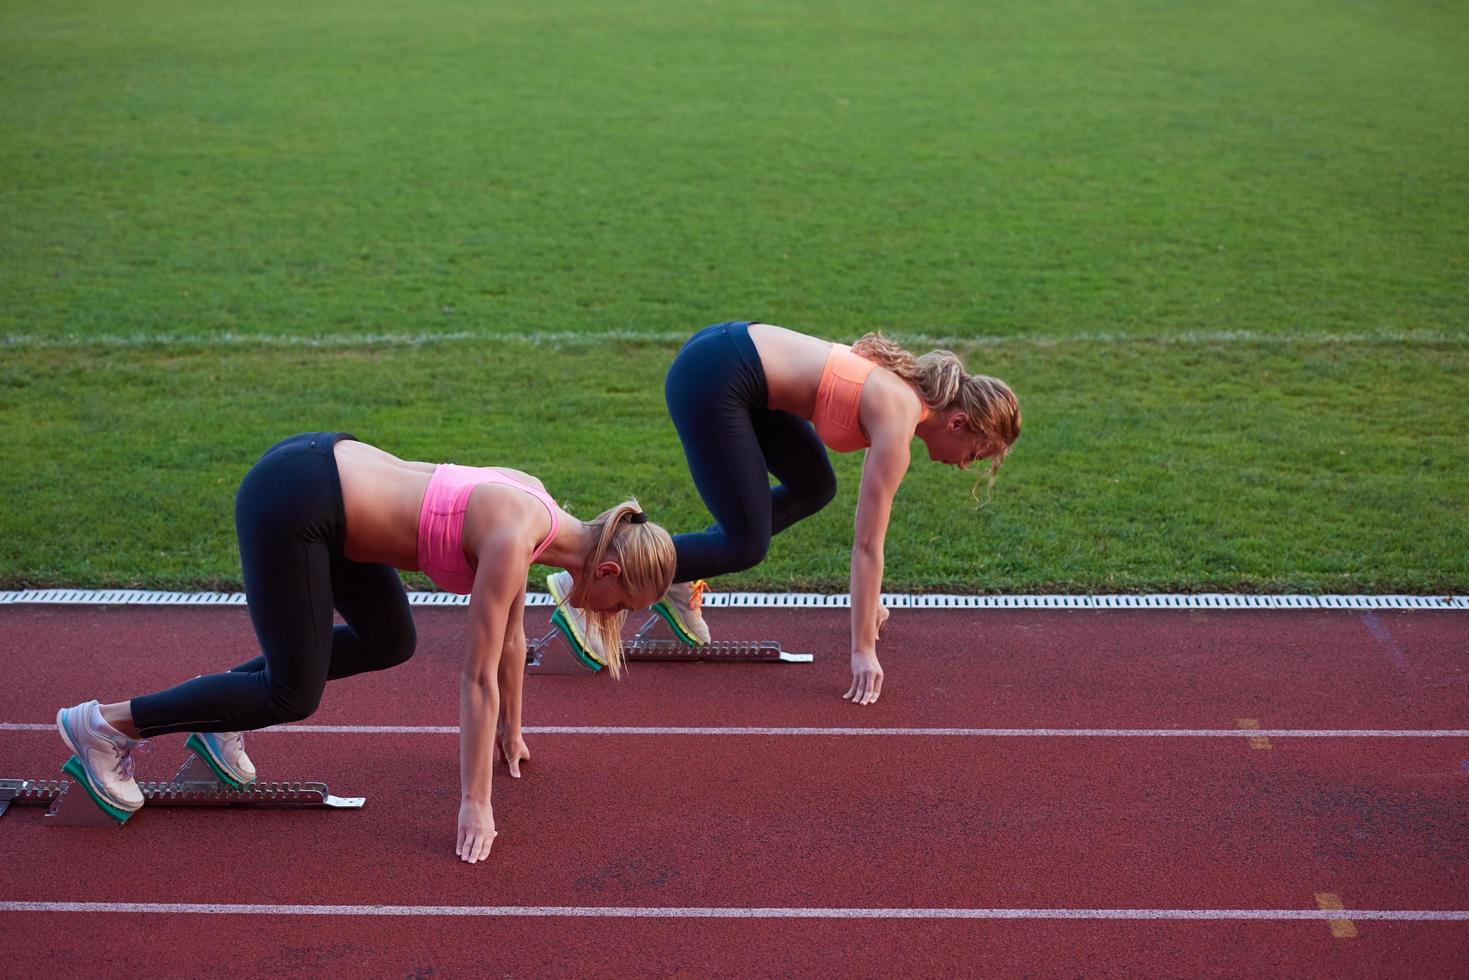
[55,700,145,823]
[651,580,711,646]
[185,731,257,789]
[546,570,608,670]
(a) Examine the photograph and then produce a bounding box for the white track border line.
[0,900,1464,921]
[5,328,1465,350]
[3,722,1466,738]
[2,589,1465,610]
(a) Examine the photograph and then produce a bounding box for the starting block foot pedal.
[49,756,136,826]
[526,610,812,673]
[627,614,813,663]
[526,609,609,674]
[183,733,250,789]
[1,751,365,827]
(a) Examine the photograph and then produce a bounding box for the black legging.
[129,432,416,737]
[665,322,837,582]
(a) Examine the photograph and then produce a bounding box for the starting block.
[0,751,365,828]
[527,608,814,674]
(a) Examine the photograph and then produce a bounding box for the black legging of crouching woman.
[663,322,837,581]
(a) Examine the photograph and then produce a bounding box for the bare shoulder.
[463,483,543,563]
[863,367,925,433]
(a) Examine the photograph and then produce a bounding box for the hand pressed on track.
[496,730,531,779]
[456,800,497,864]
[843,650,884,706]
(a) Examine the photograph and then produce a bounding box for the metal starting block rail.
[0,753,364,827]
[528,610,814,674]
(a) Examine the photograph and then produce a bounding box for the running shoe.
[55,700,145,822]
[185,731,257,788]
[546,570,608,670]
[651,579,711,646]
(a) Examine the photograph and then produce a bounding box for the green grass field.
[2,0,1466,592]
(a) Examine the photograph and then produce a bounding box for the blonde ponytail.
[851,333,967,410]
[575,499,676,678]
[852,331,1021,499]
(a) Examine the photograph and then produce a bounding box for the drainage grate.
[0,590,1464,610]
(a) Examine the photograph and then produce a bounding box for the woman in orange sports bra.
[53,433,675,864]
[556,322,1019,708]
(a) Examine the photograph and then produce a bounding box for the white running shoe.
[652,580,711,646]
[55,700,145,820]
[546,569,608,668]
[185,731,257,788]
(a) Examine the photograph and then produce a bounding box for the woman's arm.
[848,432,909,705]
[495,582,530,778]
[457,535,522,864]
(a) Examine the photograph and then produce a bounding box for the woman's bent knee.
[806,473,838,513]
[725,537,770,574]
[376,619,417,669]
[267,689,323,725]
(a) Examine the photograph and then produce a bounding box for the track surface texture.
[1,604,1466,977]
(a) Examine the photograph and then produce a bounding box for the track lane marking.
[1314,893,1358,939]
[1236,719,1271,750]
[4,723,1469,737]
[0,901,1465,920]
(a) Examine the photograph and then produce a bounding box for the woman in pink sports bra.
[53,433,675,864]
[593,321,1018,708]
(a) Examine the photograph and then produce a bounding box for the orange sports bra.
[811,345,930,453]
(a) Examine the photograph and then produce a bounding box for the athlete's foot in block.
[55,700,146,815]
[546,569,608,665]
[653,579,711,646]
[186,731,257,787]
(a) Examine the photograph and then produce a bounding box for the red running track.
[1,604,1466,977]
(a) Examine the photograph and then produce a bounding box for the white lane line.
[3,722,1467,737]
[4,328,1462,350]
[3,589,1466,609]
[0,901,1465,920]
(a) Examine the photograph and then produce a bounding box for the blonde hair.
[851,332,1022,497]
[572,499,676,679]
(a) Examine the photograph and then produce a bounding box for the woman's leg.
[125,435,345,737]
[323,555,416,677]
[754,408,839,535]
[667,396,775,582]
[224,556,414,678]
[665,326,781,582]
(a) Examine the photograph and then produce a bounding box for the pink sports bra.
[416,465,559,594]
[812,345,930,453]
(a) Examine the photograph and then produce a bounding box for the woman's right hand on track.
[844,649,884,706]
[456,799,497,864]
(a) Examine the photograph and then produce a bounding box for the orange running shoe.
[651,579,711,646]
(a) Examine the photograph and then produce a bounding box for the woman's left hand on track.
[876,603,890,639]
[456,800,498,864]
[496,730,531,779]
[844,650,884,705]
